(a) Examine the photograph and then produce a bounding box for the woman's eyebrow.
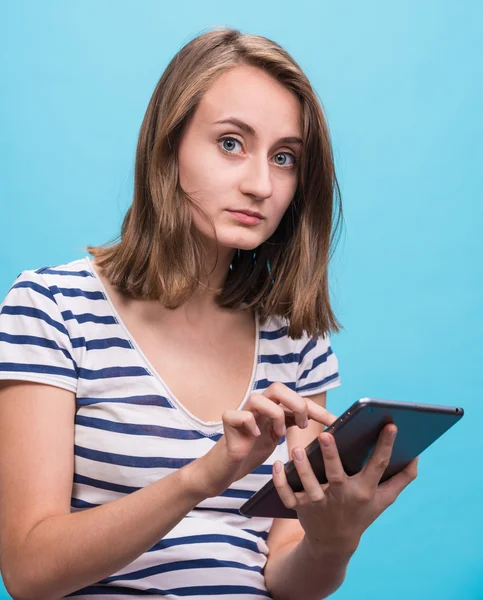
[213,117,303,145]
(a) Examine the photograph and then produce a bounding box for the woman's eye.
[218,136,297,168]
[273,152,296,168]
[219,137,243,153]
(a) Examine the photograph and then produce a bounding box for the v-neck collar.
[84,256,261,433]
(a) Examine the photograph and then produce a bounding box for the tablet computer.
[239,398,464,519]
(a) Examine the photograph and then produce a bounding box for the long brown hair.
[88,27,344,339]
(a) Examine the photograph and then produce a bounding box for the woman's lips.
[227,210,263,225]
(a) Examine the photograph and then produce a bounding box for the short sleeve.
[0,270,78,393]
[296,333,341,396]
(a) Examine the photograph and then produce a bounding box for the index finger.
[263,383,337,429]
[262,382,309,428]
[281,400,337,430]
[305,397,337,427]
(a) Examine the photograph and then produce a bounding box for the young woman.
[0,27,417,600]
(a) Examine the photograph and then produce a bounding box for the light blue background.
[1,1,482,598]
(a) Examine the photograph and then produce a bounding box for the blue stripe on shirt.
[74,445,194,468]
[99,557,263,584]
[73,472,139,495]
[0,362,77,379]
[78,366,149,380]
[260,351,299,365]
[312,346,332,369]
[152,533,261,554]
[71,337,133,350]
[75,394,174,408]
[255,378,296,392]
[74,445,273,475]
[71,498,98,509]
[220,488,255,500]
[0,332,74,362]
[260,326,288,340]
[61,310,117,325]
[243,528,269,540]
[192,506,246,516]
[298,349,332,382]
[49,286,105,300]
[66,583,270,597]
[73,472,254,502]
[75,414,210,440]
[1,305,69,336]
[36,267,94,277]
[299,337,317,362]
[296,372,340,393]
[11,280,56,302]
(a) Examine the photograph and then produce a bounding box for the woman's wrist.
[179,458,214,504]
[301,530,360,562]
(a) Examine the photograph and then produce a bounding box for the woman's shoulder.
[259,312,323,345]
[0,258,94,393]
[10,256,98,295]
[2,256,100,314]
[23,257,95,282]
[258,312,313,356]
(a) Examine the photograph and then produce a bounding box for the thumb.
[376,458,419,508]
[222,410,261,462]
[223,409,261,438]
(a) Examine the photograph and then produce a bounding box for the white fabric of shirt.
[0,257,341,599]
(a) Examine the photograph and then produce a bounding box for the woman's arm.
[264,391,352,600]
[1,379,325,600]
[266,422,418,600]
[264,535,355,600]
[0,381,208,600]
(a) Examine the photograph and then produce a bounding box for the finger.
[222,409,261,438]
[377,457,419,505]
[262,382,309,428]
[361,424,397,488]
[304,397,338,427]
[272,460,298,510]
[246,394,287,437]
[319,432,347,488]
[292,446,325,503]
[282,401,337,430]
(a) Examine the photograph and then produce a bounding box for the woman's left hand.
[272,424,419,557]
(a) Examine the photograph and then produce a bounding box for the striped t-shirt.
[0,257,341,599]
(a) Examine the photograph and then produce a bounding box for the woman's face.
[178,65,303,256]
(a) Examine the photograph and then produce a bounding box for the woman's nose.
[239,157,273,200]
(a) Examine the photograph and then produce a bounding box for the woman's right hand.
[187,382,337,498]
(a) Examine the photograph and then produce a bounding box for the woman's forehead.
[195,67,303,138]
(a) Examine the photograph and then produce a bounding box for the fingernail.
[280,424,287,436]
[274,461,282,474]
[321,434,331,447]
[254,425,261,436]
[294,448,304,461]
[303,417,309,428]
